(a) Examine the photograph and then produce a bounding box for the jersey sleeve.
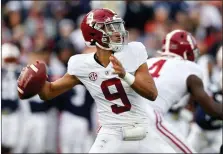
[179,61,204,83]
[129,42,148,69]
[187,61,204,80]
[136,42,148,67]
[67,55,82,76]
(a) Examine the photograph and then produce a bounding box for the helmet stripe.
[165,30,182,53]
[187,34,194,50]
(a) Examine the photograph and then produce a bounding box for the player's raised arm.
[110,55,158,101]
[131,62,158,101]
[39,73,81,100]
[17,61,81,101]
[187,75,223,119]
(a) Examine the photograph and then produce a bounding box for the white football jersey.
[67,42,151,128]
[147,56,203,114]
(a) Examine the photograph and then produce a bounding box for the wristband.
[123,72,135,85]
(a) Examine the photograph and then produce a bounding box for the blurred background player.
[146,29,223,153]
[164,94,193,139]
[69,15,87,54]
[50,39,95,153]
[187,46,223,153]
[2,43,22,154]
[13,45,52,153]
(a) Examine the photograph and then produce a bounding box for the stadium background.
[1,1,222,153]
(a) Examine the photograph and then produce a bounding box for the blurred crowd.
[2,1,222,61]
[1,1,222,154]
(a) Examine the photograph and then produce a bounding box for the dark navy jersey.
[1,66,22,113]
[51,85,95,130]
[49,57,95,130]
[195,90,223,130]
[28,95,51,113]
[220,144,223,154]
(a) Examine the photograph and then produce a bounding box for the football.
[17,61,47,99]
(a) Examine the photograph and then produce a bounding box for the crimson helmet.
[160,30,199,61]
[81,8,128,52]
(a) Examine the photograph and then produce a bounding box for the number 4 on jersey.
[148,60,166,78]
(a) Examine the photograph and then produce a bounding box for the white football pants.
[2,111,20,149]
[164,112,191,138]
[59,111,90,153]
[153,110,196,153]
[13,112,47,153]
[187,122,222,153]
[45,108,59,153]
[89,123,177,153]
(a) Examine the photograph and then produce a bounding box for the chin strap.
[109,43,124,52]
[96,42,124,52]
[95,42,112,51]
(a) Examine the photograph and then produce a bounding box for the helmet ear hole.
[187,51,192,56]
[186,51,191,58]
[186,51,194,61]
[90,40,96,45]
[90,33,95,36]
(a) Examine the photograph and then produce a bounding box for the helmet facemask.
[94,19,129,52]
[193,48,200,62]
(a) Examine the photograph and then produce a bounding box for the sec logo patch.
[89,72,97,81]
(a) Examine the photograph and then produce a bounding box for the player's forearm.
[38,81,70,100]
[131,77,158,101]
[213,104,223,120]
[188,75,223,119]
[38,81,65,100]
[196,94,223,120]
[39,74,80,101]
[201,102,223,120]
[205,102,223,120]
[38,81,55,100]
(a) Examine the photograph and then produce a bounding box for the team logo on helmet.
[89,72,98,81]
